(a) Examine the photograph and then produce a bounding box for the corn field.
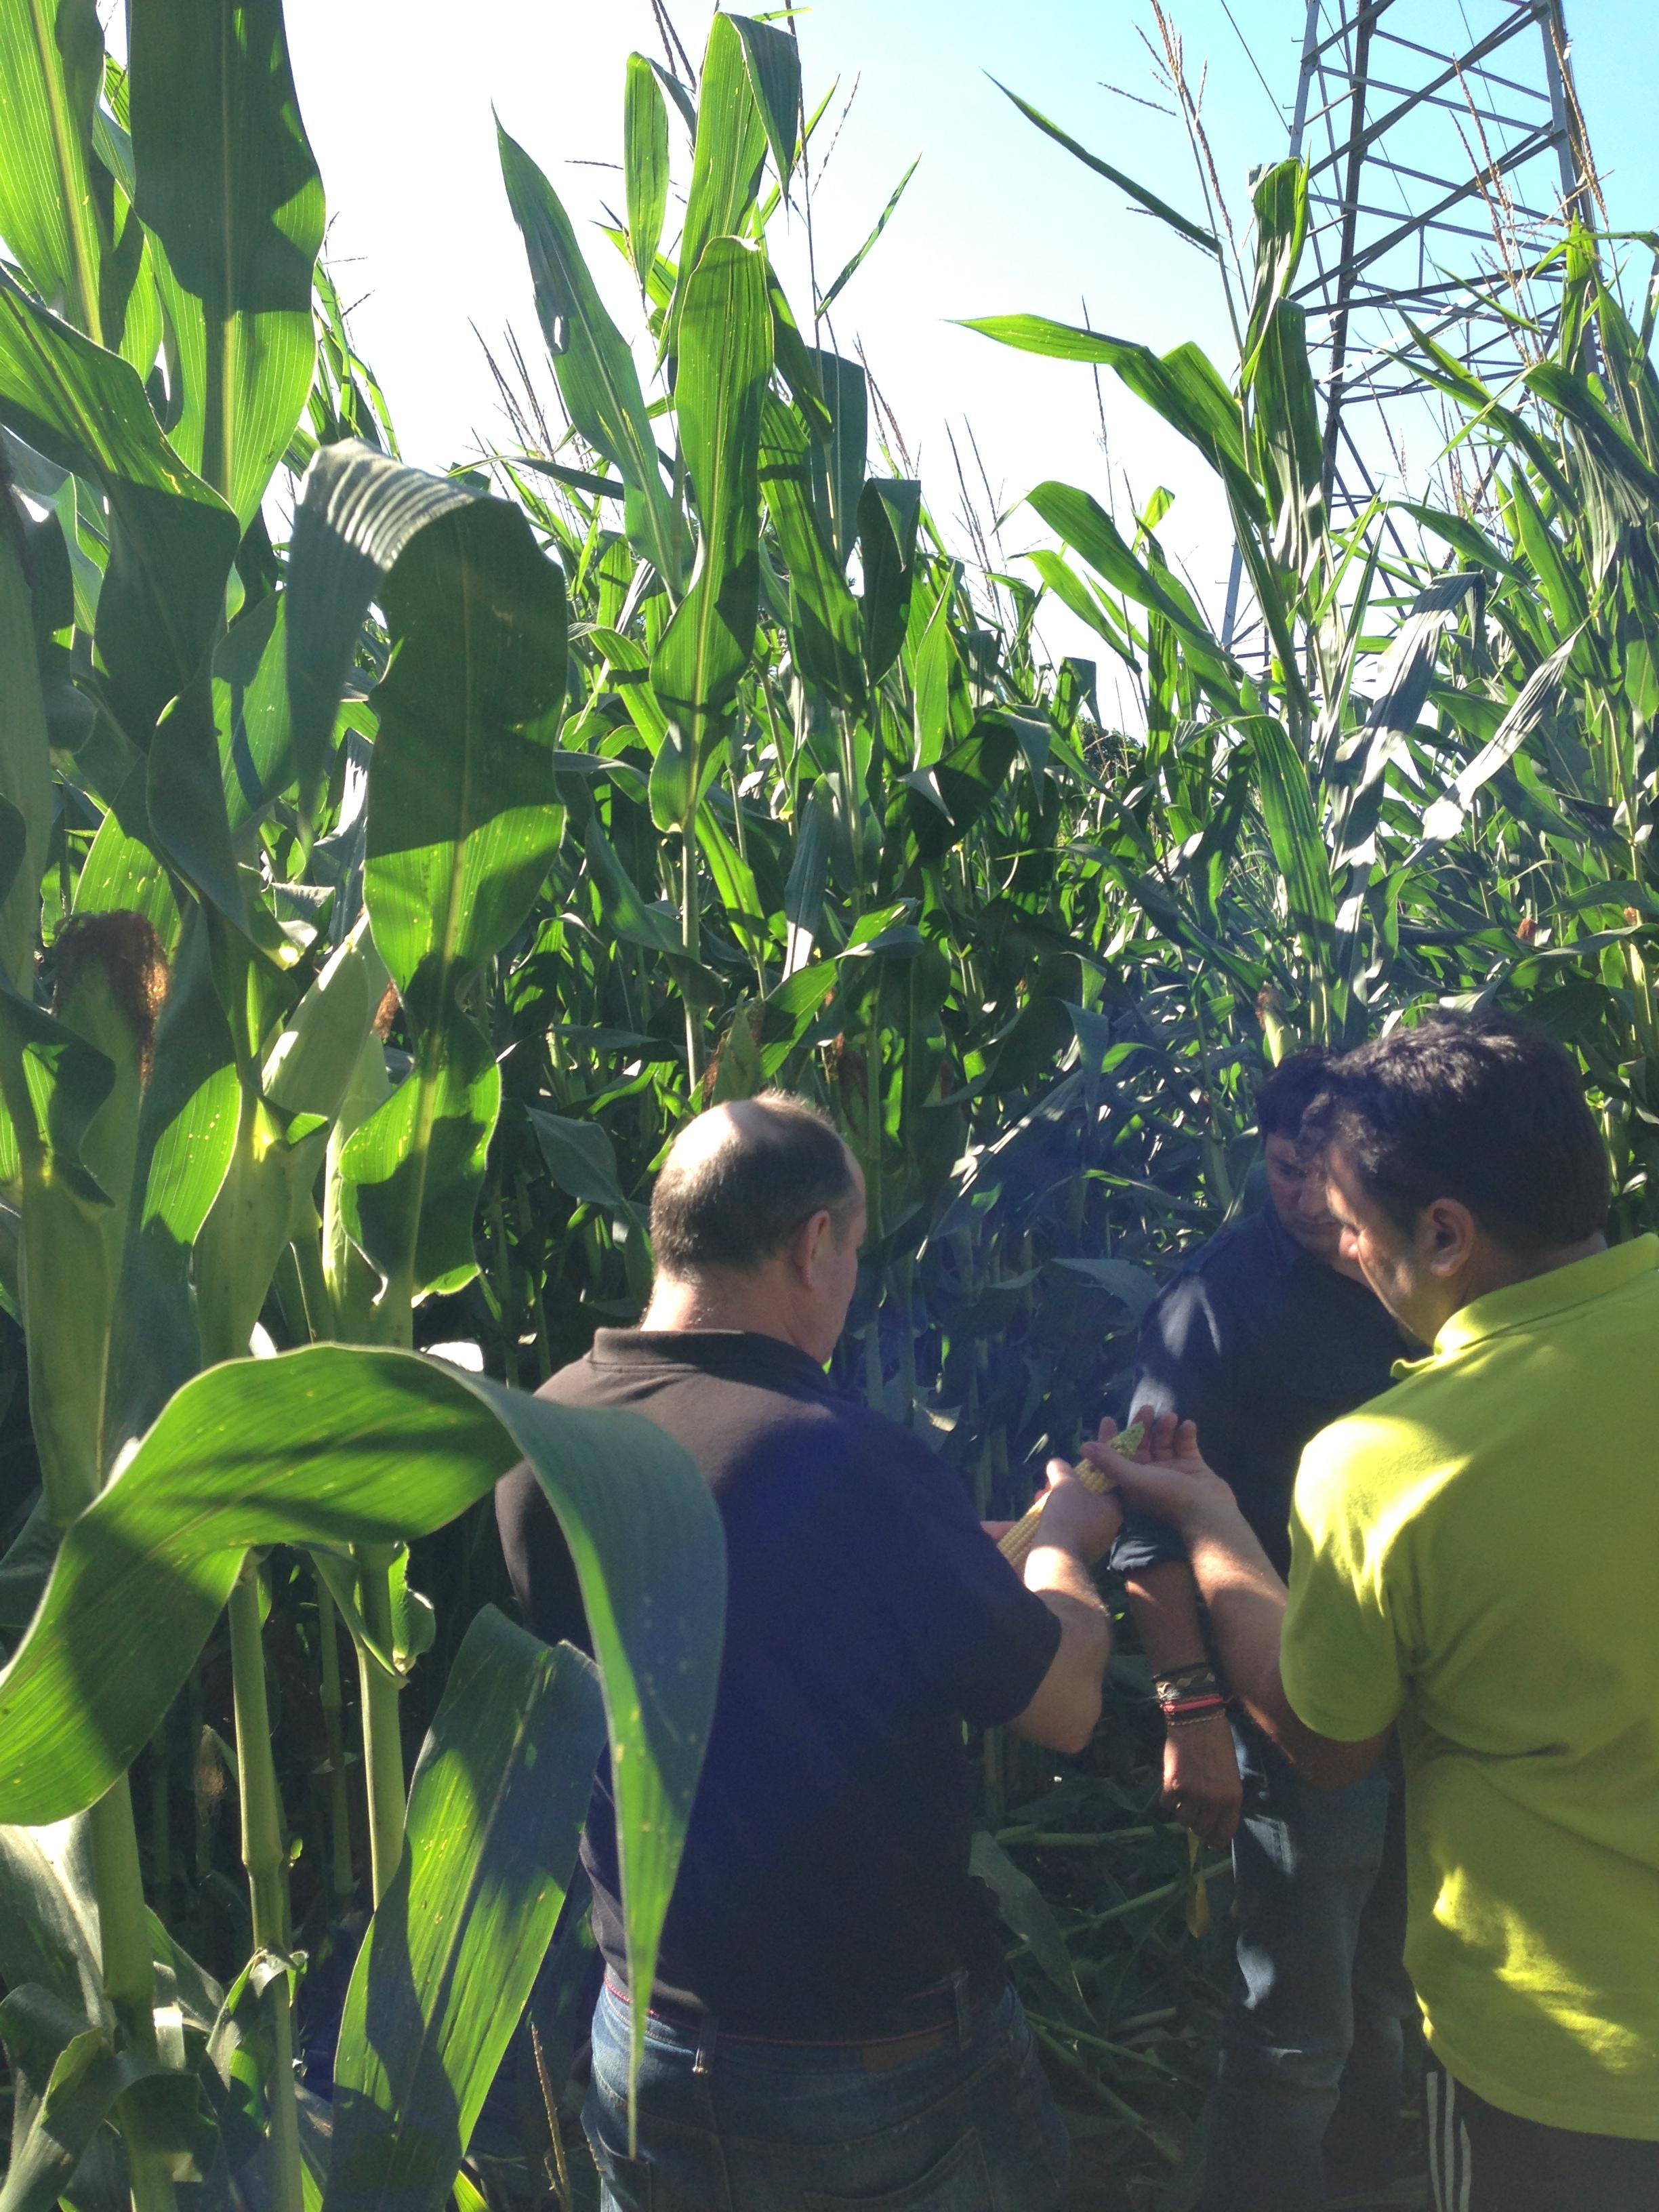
[0,1,1655,2207]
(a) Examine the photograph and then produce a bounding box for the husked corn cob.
[996,1422,1143,1570]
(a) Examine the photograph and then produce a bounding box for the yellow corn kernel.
[996,1422,1143,1569]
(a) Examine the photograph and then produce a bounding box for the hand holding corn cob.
[998,1421,1144,1570]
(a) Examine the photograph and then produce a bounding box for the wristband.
[1154,1663,1222,1706]
[1164,1696,1229,1729]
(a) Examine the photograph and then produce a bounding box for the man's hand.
[1031,1450,1124,1565]
[1162,1713,1243,1847]
[1082,1408,1235,1536]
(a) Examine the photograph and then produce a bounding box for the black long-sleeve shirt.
[1111,1202,1407,1580]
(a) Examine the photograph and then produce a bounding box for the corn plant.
[4,1,1658,2205]
[0,5,726,2211]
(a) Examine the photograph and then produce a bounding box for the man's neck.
[1437,1229,1609,1335]
[641,1271,810,1354]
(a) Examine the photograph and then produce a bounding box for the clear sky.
[283,1,1658,714]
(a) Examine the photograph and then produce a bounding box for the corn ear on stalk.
[997,1422,1143,1570]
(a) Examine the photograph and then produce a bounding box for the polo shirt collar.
[1431,1233,1659,1357]
[588,1326,834,1394]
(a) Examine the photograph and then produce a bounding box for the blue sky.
[285,1,1658,711]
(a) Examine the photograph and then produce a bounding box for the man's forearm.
[1009,1528,1113,1753]
[1177,1503,1297,1740]
[1122,1557,1210,1675]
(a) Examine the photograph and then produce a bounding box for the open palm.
[1082,1410,1232,1532]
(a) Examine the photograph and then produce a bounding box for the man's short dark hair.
[1302,1012,1609,1253]
[650,1090,860,1278]
[1256,1048,1333,1141]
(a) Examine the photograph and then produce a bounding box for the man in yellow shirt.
[1092,1013,1659,2211]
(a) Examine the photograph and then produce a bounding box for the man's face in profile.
[1265,1129,1347,1267]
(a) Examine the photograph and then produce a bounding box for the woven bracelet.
[1162,1695,1229,1729]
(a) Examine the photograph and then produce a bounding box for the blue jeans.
[583,1975,1071,2210]
[1201,1720,1412,2212]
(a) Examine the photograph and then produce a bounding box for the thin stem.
[314,1575,356,1906]
[228,1568,304,2212]
[89,1778,159,2053]
[354,1544,407,1904]
[680,818,703,1088]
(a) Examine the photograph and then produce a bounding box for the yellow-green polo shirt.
[1282,1235,1659,2139]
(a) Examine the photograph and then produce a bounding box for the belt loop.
[950,1970,971,2051]
[693,2011,720,2077]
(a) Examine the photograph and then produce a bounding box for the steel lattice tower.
[1224,0,1595,642]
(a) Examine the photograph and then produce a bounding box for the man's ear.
[790,1208,835,1282]
[1422,1197,1478,1277]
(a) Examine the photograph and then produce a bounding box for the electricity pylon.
[1223,0,1596,644]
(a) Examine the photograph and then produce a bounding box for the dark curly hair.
[1255,1048,1334,1140]
[1302,1011,1608,1254]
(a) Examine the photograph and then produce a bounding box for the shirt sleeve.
[1110,1265,1238,1577]
[1279,1425,1406,1742]
[876,1427,1062,1729]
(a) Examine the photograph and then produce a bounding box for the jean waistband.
[602,1965,1003,2063]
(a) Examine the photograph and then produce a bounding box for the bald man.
[496,1090,1122,2212]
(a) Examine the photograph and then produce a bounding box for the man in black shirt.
[497,1091,1122,2211]
[1111,1052,1412,2212]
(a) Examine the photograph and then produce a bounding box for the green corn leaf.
[0,1344,725,2113]
[1242,159,1308,376]
[0,527,52,996]
[0,982,116,1524]
[216,589,293,832]
[1419,630,1580,846]
[0,1820,103,2022]
[695,802,766,958]
[1028,480,1238,682]
[497,121,684,592]
[781,778,832,976]
[963,318,1252,496]
[529,1108,637,1218]
[73,769,182,952]
[582,819,680,958]
[968,1830,1088,2025]
[758,392,863,708]
[325,1610,604,2212]
[1023,548,1140,671]
[1248,716,1335,950]
[649,237,772,826]
[0,268,238,742]
[127,0,325,526]
[1403,317,1569,500]
[285,438,472,831]
[340,1024,498,1307]
[811,347,867,565]
[623,52,670,288]
[262,915,387,1127]
[0,0,107,342]
[663,15,771,356]
[346,494,567,1311]
[1250,298,1326,577]
[989,78,1217,255]
[1525,358,1659,509]
[0,1987,167,2212]
[817,158,918,321]
[730,14,800,196]
[1399,501,1520,581]
[365,495,567,1033]
[102,906,239,1458]
[857,476,920,682]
